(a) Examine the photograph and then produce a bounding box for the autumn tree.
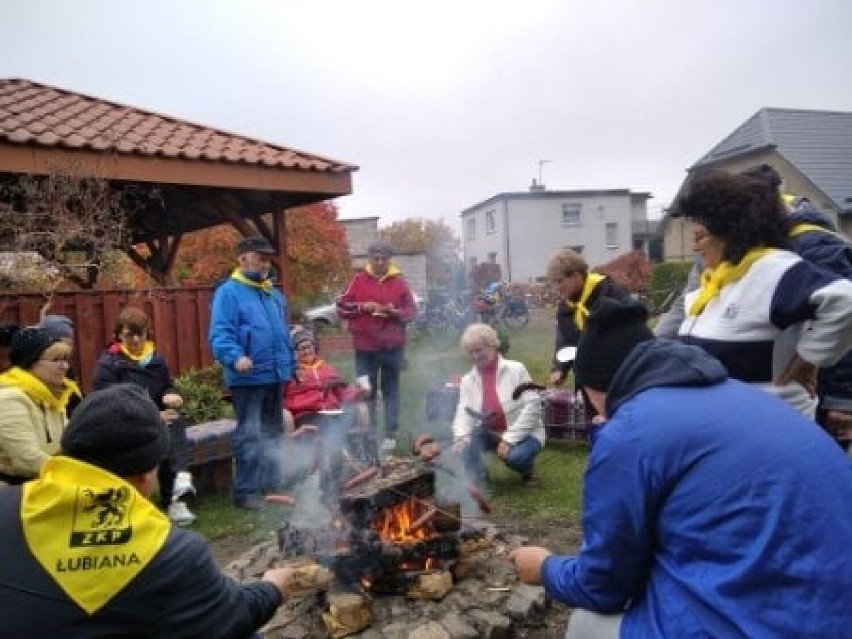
[162,200,350,301]
[284,201,351,300]
[377,218,460,288]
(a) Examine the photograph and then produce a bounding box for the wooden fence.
[0,286,217,392]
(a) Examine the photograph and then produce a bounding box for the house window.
[568,245,584,254]
[488,252,497,263]
[605,223,618,248]
[562,203,582,226]
[466,218,475,241]
[485,209,496,234]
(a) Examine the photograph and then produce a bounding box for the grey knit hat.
[62,384,170,476]
[38,314,75,341]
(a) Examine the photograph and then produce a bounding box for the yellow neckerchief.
[119,340,155,365]
[566,272,605,331]
[688,247,777,317]
[365,262,402,283]
[21,456,170,614]
[0,366,78,412]
[789,222,848,243]
[298,357,325,383]
[230,268,273,293]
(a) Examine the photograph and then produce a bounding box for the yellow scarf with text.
[21,456,170,614]
[231,268,273,293]
[0,366,80,412]
[566,272,606,331]
[688,248,777,317]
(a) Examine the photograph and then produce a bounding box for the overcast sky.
[2,0,851,231]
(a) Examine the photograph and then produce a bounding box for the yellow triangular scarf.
[566,272,605,331]
[0,366,79,412]
[231,268,273,293]
[21,456,170,615]
[789,222,848,243]
[688,247,777,317]
[119,340,155,364]
[365,262,402,282]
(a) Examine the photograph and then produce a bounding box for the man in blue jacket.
[209,235,294,510]
[0,384,295,638]
[511,298,852,638]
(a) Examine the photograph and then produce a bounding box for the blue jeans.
[230,384,285,502]
[355,348,403,437]
[463,430,542,481]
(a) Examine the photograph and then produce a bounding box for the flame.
[373,498,433,543]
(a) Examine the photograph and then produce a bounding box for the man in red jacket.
[337,243,417,452]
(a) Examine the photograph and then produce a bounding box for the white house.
[460,184,652,283]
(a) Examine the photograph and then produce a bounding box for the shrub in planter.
[174,364,233,424]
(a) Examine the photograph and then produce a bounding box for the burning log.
[343,466,379,491]
[406,505,438,535]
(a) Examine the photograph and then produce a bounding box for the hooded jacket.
[0,465,281,638]
[208,276,294,387]
[788,202,852,415]
[540,340,852,638]
[336,264,417,351]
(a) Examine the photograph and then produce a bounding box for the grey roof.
[692,108,852,214]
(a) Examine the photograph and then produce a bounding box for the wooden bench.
[185,419,236,496]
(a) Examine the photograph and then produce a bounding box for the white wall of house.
[461,190,650,283]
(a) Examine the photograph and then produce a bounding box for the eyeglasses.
[39,356,70,365]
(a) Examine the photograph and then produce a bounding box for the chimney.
[529,179,545,192]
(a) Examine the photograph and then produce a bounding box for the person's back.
[0,384,295,638]
[575,341,852,637]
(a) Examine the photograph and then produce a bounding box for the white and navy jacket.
[452,356,546,447]
[678,249,852,417]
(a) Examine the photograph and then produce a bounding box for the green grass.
[192,310,588,539]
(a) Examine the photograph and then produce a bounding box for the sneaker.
[380,437,397,453]
[172,471,196,500]
[168,500,196,526]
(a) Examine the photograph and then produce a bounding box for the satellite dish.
[556,346,577,363]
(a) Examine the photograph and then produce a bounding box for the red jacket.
[336,266,417,351]
[283,358,360,419]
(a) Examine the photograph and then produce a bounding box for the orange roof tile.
[0,78,357,174]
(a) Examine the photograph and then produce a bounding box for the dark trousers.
[230,384,285,502]
[157,416,190,508]
[355,347,403,437]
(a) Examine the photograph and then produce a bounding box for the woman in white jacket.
[451,323,545,487]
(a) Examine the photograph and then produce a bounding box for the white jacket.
[452,356,545,446]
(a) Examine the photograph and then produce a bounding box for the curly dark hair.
[674,170,789,263]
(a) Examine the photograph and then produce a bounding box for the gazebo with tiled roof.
[0,78,358,287]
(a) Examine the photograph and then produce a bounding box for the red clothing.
[479,358,507,432]
[283,359,360,420]
[336,266,417,351]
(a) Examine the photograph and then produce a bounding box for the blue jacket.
[788,202,852,414]
[208,276,294,387]
[541,340,852,638]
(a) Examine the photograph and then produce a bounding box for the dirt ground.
[209,516,582,638]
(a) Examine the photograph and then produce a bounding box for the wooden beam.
[0,145,355,194]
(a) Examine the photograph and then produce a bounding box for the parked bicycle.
[473,283,531,329]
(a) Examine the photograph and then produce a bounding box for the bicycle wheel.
[502,307,530,329]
